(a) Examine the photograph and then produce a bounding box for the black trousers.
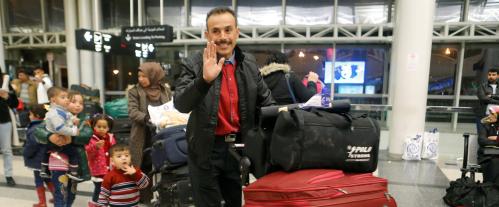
[482,157,499,184]
[189,138,242,207]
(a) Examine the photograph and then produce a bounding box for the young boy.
[41,86,82,181]
[98,144,150,207]
[23,104,55,207]
[33,67,53,91]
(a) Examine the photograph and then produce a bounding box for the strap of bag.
[285,73,298,104]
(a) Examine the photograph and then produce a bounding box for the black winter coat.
[23,120,45,169]
[477,81,499,117]
[174,46,275,169]
[0,77,18,124]
[259,63,316,105]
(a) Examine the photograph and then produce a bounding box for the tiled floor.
[0,126,474,206]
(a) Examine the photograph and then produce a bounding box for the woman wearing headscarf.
[128,62,171,204]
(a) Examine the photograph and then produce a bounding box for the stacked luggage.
[148,125,194,207]
[146,100,397,206]
[239,100,397,206]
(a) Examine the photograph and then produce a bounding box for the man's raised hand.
[202,41,225,83]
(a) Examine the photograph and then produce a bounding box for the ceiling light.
[313,55,319,60]
[298,51,305,58]
[445,48,451,55]
[113,69,119,75]
[128,72,132,76]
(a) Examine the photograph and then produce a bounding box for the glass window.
[191,0,231,27]
[337,0,391,24]
[239,45,282,67]
[7,0,43,32]
[469,0,499,22]
[104,54,139,91]
[238,0,282,26]
[154,46,184,90]
[102,0,131,29]
[435,0,463,22]
[334,46,387,97]
[145,0,186,27]
[286,0,333,25]
[284,45,333,85]
[282,45,388,104]
[428,45,459,96]
[461,44,499,96]
[46,0,65,32]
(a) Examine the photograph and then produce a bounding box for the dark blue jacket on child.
[23,120,46,169]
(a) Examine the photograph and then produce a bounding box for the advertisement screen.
[324,61,365,84]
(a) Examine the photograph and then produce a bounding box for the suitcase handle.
[228,143,251,186]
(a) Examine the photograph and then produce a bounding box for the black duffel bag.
[270,108,380,173]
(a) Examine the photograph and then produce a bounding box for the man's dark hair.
[34,67,46,73]
[266,51,288,65]
[206,7,237,28]
[109,143,130,157]
[47,86,68,99]
[489,68,499,74]
[30,104,48,119]
[17,68,28,76]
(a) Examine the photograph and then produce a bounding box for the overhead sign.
[132,42,156,59]
[121,25,174,43]
[75,29,118,53]
[75,29,155,59]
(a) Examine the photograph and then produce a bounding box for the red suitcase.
[243,169,397,207]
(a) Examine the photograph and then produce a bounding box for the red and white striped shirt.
[97,167,149,207]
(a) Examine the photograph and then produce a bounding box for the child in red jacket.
[97,144,150,207]
[85,114,116,207]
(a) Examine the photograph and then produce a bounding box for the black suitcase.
[153,165,194,207]
[112,118,131,144]
[270,108,380,173]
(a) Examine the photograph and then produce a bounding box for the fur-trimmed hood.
[259,63,291,76]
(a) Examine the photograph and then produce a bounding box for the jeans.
[0,122,13,177]
[34,171,52,188]
[92,181,102,203]
[51,171,76,207]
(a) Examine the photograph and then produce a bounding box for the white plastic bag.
[1,74,9,91]
[147,100,189,131]
[37,82,49,104]
[402,133,423,160]
[422,129,439,160]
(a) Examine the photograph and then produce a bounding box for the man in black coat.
[478,68,499,117]
[174,7,275,207]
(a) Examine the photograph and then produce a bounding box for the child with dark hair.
[41,86,82,181]
[98,143,150,207]
[23,104,56,207]
[85,114,116,207]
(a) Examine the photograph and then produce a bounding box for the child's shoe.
[33,186,47,207]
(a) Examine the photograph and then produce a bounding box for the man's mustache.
[215,39,231,45]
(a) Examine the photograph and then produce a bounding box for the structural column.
[388,0,435,156]
[93,0,104,105]
[64,0,80,86]
[79,0,94,86]
[0,13,5,73]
